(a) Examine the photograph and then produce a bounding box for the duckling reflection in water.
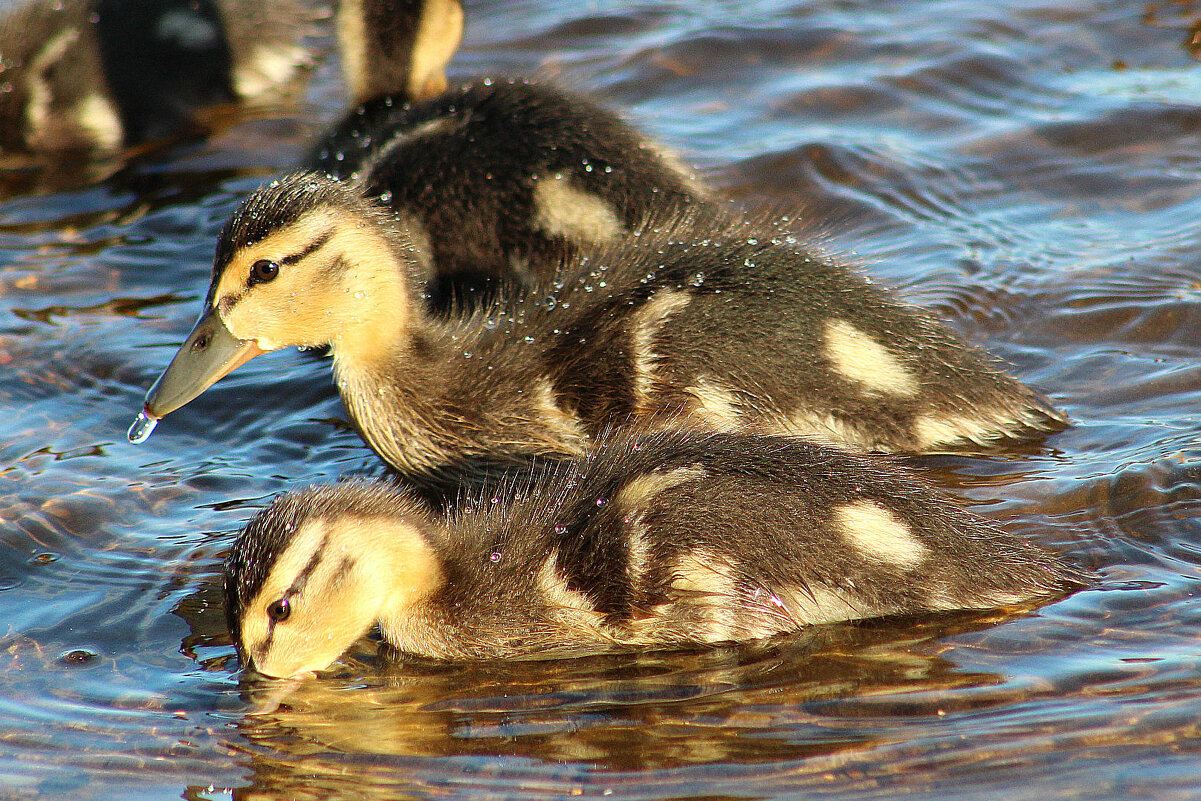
[134,173,1066,468]
[0,0,312,156]
[309,0,708,310]
[224,432,1084,679]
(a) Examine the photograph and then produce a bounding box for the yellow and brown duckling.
[310,0,708,310]
[131,173,1067,468]
[224,431,1085,678]
[0,0,313,156]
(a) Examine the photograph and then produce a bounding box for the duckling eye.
[249,259,280,285]
[267,598,291,623]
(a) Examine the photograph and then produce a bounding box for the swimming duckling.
[224,431,1085,677]
[310,0,707,310]
[0,0,312,156]
[132,173,1068,466]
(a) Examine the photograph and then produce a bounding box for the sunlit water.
[2,0,1201,798]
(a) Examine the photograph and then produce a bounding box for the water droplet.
[489,551,502,562]
[595,498,608,507]
[690,272,705,286]
[127,412,158,444]
[554,525,569,535]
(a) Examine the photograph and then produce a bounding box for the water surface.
[2,0,1201,798]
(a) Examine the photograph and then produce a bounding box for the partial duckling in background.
[310,0,708,310]
[0,0,313,156]
[133,174,1068,470]
[224,431,1085,678]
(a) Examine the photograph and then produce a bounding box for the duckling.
[131,173,1068,466]
[310,0,708,310]
[224,430,1085,677]
[0,0,313,156]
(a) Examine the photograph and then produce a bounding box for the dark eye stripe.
[287,532,330,598]
[280,229,334,265]
[255,531,330,661]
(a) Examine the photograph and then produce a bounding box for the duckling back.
[310,79,709,311]
[225,432,1084,675]
[515,211,1068,453]
[424,431,1084,656]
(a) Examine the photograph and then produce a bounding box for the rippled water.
[2,0,1201,798]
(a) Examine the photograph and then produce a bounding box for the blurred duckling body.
[224,432,1084,677]
[0,0,312,156]
[138,174,1067,468]
[311,0,707,310]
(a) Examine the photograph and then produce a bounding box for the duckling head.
[134,173,422,432]
[224,481,444,679]
[338,0,464,105]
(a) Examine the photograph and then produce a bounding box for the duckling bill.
[224,431,1086,678]
[132,173,1067,468]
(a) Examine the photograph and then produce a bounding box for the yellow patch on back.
[232,42,308,98]
[822,319,920,398]
[912,407,1041,450]
[644,141,710,199]
[23,28,81,148]
[688,379,745,429]
[615,465,706,518]
[531,377,588,449]
[71,93,123,152]
[779,409,875,449]
[834,500,927,569]
[777,583,877,625]
[625,520,652,584]
[532,175,624,243]
[533,557,610,642]
[536,557,598,615]
[630,290,691,406]
[669,548,739,642]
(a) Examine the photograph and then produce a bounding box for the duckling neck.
[331,324,458,473]
[332,321,590,475]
